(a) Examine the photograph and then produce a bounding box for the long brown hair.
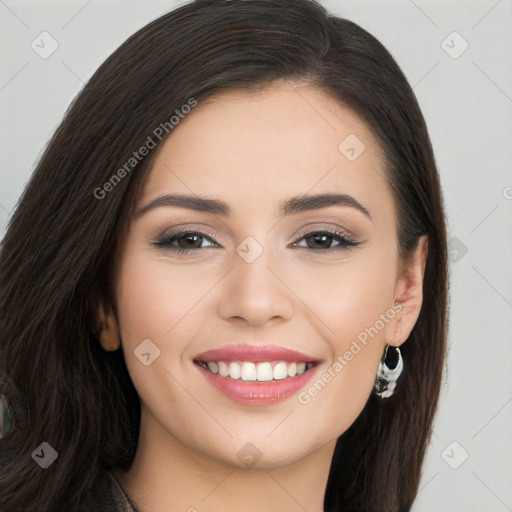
[0,1,448,510]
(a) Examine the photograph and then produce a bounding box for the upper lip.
[195,344,321,363]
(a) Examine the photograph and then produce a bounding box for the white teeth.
[229,362,241,379]
[207,362,218,374]
[218,361,229,377]
[241,362,257,381]
[202,360,313,381]
[273,362,287,380]
[256,362,273,382]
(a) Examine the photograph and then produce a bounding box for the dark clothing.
[76,468,138,512]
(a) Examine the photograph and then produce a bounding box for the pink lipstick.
[194,344,320,406]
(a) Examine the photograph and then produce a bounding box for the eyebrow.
[136,192,372,221]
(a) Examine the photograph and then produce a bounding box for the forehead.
[140,82,394,226]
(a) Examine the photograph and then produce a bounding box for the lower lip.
[196,364,318,406]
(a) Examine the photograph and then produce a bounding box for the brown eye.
[176,233,204,249]
[154,231,219,253]
[294,230,360,252]
[304,233,335,249]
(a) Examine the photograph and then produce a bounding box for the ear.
[387,236,428,347]
[96,302,121,352]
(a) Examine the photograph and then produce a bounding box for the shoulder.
[75,468,138,512]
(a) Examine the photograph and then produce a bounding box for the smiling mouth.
[194,360,316,382]
[193,345,321,405]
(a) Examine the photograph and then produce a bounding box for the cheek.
[113,245,225,402]
[113,249,204,418]
[287,244,397,346]
[115,247,216,347]
[112,250,187,396]
[290,247,396,425]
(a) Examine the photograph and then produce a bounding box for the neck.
[116,406,336,512]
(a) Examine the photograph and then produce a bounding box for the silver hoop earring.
[374,344,403,398]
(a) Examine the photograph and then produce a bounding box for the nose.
[217,241,294,327]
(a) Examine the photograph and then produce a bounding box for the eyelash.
[153,229,360,254]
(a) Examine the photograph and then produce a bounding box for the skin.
[98,80,427,512]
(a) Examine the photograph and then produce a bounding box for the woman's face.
[111,82,408,468]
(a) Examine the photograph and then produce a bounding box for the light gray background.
[1,1,511,511]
